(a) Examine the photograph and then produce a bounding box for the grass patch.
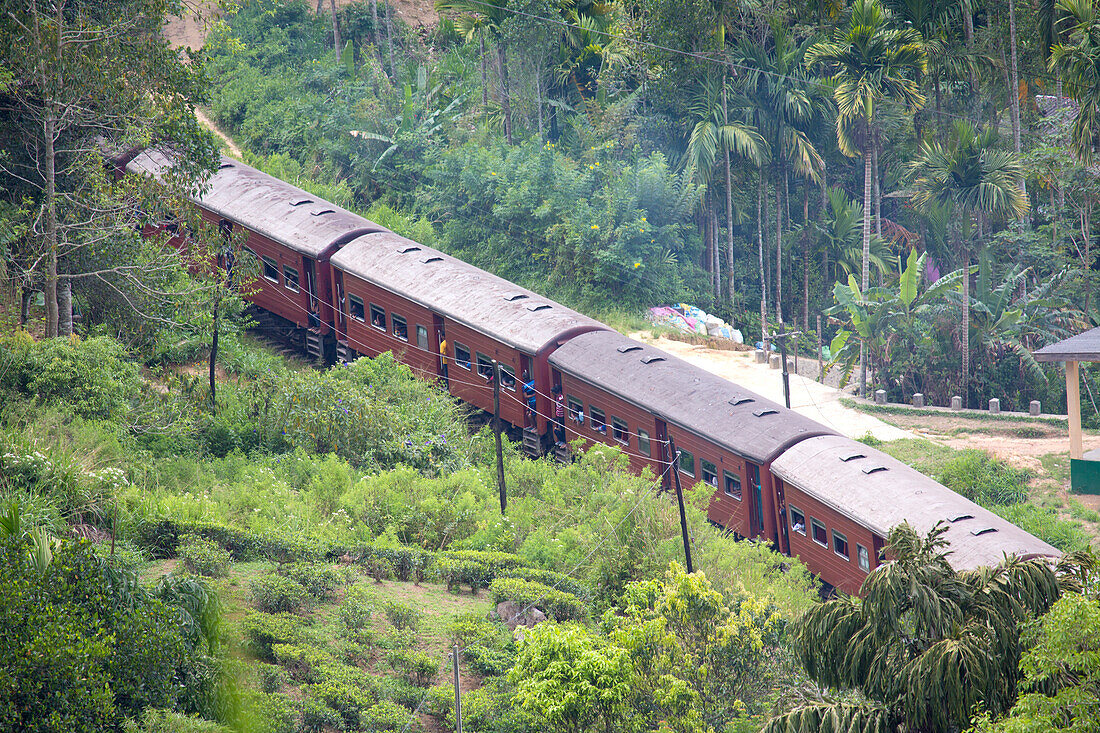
[840,397,1069,426]
[871,438,963,479]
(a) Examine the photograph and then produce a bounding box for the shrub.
[439,550,522,574]
[134,518,323,563]
[258,664,287,694]
[272,643,330,684]
[308,677,380,731]
[497,567,592,601]
[422,685,455,721]
[122,708,232,733]
[939,450,1030,506]
[385,649,438,687]
[379,676,425,709]
[338,585,375,629]
[281,562,342,600]
[178,535,231,578]
[383,600,421,631]
[240,612,306,661]
[359,700,421,732]
[489,577,587,622]
[250,573,309,614]
[299,698,343,733]
[365,554,394,583]
[463,643,515,677]
[989,503,1092,551]
[448,612,503,648]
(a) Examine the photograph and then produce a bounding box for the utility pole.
[772,325,802,410]
[453,644,463,733]
[492,360,506,514]
[668,436,694,573]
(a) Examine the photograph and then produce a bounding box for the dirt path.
[196,108,242,157]
[633,333,911,442]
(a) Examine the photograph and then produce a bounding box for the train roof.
[548,330,835,464]
[331,231,607,354]
[126,151,384,258]
[771,434,1060,571]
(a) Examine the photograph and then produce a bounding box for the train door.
[334,271,347,338]
[655,419,671,492]
[303,257,319,329]
[775,480,790,554]
[750,463,764,536]
[433,314,447,389]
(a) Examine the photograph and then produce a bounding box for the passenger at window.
[372,310,385,328]
[553,388,566,445]
[438,334,448,388]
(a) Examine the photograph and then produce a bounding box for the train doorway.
[655,419,671,492]
[750,464,764,536]
[433,314,447,389]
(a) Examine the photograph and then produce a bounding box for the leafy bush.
[178,535,231,578]
[463,643,515,677]
[939,450,1031,506]
[379,676,424,709]
[240,612,307,661]
[272,643,330,684]
[439,550,522,574]
[365,555,394,583]
[258,664,287,694]
[383,600,421,631]
[250,573,309,614]
[497,566,592,601]
[281,562,342,599]
[988,503,1092,551]
[436,556,491,593]
[359,700,421,732]
[134,518,323,563]
[489,577,587,622]
[299,698,344,733]
[338,584,375,629]
[122,708,232,733]
[307,676,380,731]
[422,685,455,721]
[386,649,438,687]
[449,612,504,648]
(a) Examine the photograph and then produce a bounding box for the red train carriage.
[126,151,385,355]
[329,231,607,446]
[549,330,835,542]
[771,435,1060,594]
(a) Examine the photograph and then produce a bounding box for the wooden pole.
[777,324,791,409]
[493,360,507,514]
[816,314,823,382]
[1067,360,1083,460]
[668,436,694,573]
[453,644,463,733]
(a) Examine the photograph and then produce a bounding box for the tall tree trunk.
[35,0,60,338]
[723,83,735,304]
[1008,0,1027,213]
[371,0,380,50]
[776,175,783,324]
[535,68,543,141]
[480,31,488,127]
[964,0,976,98]
[712,203,721,300]
[385,0,395,79]
[758,176,768,349]
[873,140,881,241]
[58,276,72,336]
[860,141,872,397]
[498,43,513,145]
[803,185,810,330]
[330,0,341,66]
[962,246,970,408]
[20,287,32,326]
[210,292,221,414]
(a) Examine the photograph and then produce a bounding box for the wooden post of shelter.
[1033,329,1100,493]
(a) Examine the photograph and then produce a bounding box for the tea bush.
[338,585,376,629]
[250,573,310,614]
[497,566,592,601]
[489,577,587,622]
[272,643,330,684]
[359,700,421,732]
[240,612,307,661]
[281,562,342,600]
[178,535,231,578]
[385,649,438,687]
[383,600,421,631]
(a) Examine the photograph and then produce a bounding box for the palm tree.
[435,0,514,144]
[763,522,1062,733]
[807,0,926,396]
[1050,0,1100,164]
[908,120,1028,407]
[683,73,766,301]
[734,20,826,328]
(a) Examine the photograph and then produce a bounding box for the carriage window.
[678,448,695,478]
[416,325,428,350]
[701,460,718,488]
[833,530,850,560]
[369,304,386,330]
[789,506,805,533]
[811,519,827,547]
[567,396,583,421]
[348,295,365,322]
[454,342,471,369]
[725,471,742,500]
[857,543,870,572]
[262,257,279,283]
[611,418,628,445]
[590,407,606,435]
[283,265,300,292]
[476,352,494,380]
[500,365,516,391]
[392,314,408,342]
[637,429,651,457]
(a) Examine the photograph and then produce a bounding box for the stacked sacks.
[647,304,743,344]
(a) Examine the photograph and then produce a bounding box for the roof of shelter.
[549,330,835,464]
[772,434,1061,571]
[331,231,607,354]
[126,151,384,258]
[1033,326,1100,362]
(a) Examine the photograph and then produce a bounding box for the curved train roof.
[772,434,1060,571]
[331,231,607,354]
[549,330,835,464]
[126,151,384,258]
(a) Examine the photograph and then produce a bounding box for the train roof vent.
[526,303,552,312]
[728,396,755,406]
[839,452,866,462]
[218,162,235,169]
[641,355,666,364]
[861,465,889,475]
[419,255,444,264]
[502,292,528,301]
[971,527,998,537]
[617,345,643,354]
[950,513,975,522]
[310,209,336,216]
[289,198,314,206]
[397,245,421,253]
[752,408,779,417]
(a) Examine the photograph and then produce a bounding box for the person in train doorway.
[522,371,536,428]
[438,331,449,389]
[552,386,566,445]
